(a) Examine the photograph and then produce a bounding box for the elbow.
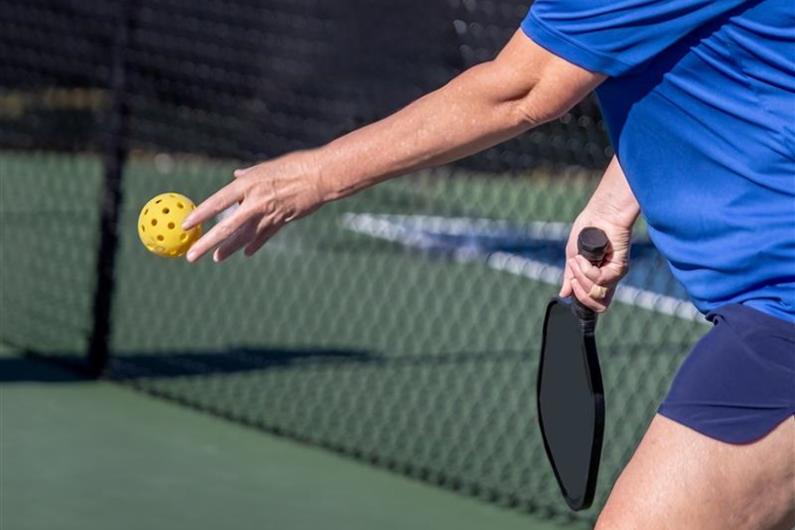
[510,95,569,130]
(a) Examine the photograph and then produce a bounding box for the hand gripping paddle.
[537,227,609,511]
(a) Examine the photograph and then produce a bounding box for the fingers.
[244,224,282,257]
[212,218,258,263]
[570,278,608,313]
[574,255,602,282]
[560,235,580,296]
[183,179,245,230]
[559,261,574,297]
[213,212,284,262]
[233,164,257,178]
[569,256,603,295]
[588,284,608,299]
[186,205,251,262]
[567,255,610,312]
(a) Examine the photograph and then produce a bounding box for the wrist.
[305,144,362,203]
[279,148,339,205]
[585,174,640,229]
[579,196,639,232]
[586,198,639,228]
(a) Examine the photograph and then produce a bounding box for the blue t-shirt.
[521,0,795,322]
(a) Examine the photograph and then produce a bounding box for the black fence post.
[88,0,134,376]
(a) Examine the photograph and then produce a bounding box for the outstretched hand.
[182,151,327,263]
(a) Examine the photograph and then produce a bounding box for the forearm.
[311,31,603,201]
[316,63,531,199]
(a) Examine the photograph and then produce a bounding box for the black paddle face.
[538,298,604,510]
[537,226,608,511]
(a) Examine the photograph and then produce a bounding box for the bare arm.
[184,30,605,262]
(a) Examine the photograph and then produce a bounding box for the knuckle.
[252,194,275,214]
[256,216,274,233]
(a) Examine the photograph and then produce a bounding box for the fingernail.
[186,250,196,262]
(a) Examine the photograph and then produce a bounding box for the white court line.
[341,212,704,323]
[349,213,575,241]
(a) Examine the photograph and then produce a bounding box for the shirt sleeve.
[521,0,748,76]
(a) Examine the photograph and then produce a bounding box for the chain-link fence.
[0,0,708,523]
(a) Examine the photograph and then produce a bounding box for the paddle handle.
[573,227,609,328]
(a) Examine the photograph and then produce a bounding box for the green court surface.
[0,350,587,530]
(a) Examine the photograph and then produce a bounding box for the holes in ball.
[151,219,157,226]
[157,235,164,241]
[163,207,170,214]
[180,233,188,241]
[168,222,175,229]
[141,225,146,232]
[177,202,184,209]
[156,199,162,204]
[144,208,149,215]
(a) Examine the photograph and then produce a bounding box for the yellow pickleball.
[137,193,202,258]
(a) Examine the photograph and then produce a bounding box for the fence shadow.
[2,346,542,384]
[109,347,376,379]
[0,354,91,383]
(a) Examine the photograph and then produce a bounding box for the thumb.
[559,262,573,297]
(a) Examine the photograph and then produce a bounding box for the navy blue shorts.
[658,304,795,444]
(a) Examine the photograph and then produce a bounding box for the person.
[183,1,795,527]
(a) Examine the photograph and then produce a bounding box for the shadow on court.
[0,354,90,383]
[2,346,544,384]
[0,347,374,383]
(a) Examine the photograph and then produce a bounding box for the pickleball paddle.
[537,226,609,511]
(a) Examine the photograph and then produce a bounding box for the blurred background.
[0,1,708,528]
